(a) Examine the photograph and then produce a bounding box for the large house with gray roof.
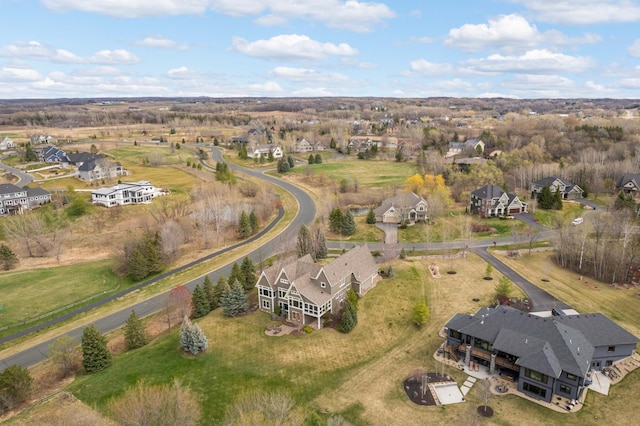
[374,191,428,224]
[256,246,379,329]
[470,184,527,218]
[444,306,638,403]
[0,183,51,215]
[530,177,583,200]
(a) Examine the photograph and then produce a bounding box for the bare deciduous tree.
[108,379,201,426]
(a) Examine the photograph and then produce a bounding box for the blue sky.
[1,0,640,99]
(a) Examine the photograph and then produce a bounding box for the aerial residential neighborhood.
[0,96,639,425]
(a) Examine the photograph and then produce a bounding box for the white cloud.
[231,34,358,61]
[446,14,539,53]
[89,49,139,64]
[0,41,139,64]
[248,81,283,92]
[43,0,396,32]
[135,36,188,50]
[269,66,351,83]
[445,14,601,53]
[291,87,338,96]
[0,67,42,81]
[512,0,640,24]
[465,49,595,74]
[629,39,640,57]
[403,59,454,76]
[0,41,82,63]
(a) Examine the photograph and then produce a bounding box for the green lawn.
[67,263,431,423]
[533,201,585,226]
[398,215,528,243]
[0,260,130,333]
[326,216,385,243]
[288,159,419,188]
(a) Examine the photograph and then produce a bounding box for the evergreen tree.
[412,301,430,328]
[0,365,32,409]
[267,149,274,162]
[614,190,637,210]
[24,142,37,162]
[341,210,357,236]
[240,256,256,291]
[188,323,208,355]
[313,228,327,259]
[277,158,289,173]
[238,144,248,159]
[211,276,227,309]
[296,224,314,259]
[191,284,211,318]
[124,310,148,350]
[395,149,404,162]
[81,324,112,373]
[220,280,249,317]
[485,262,494,279]
[346,289,359,311]
[330,137,336,149]
[537,184,555,210]
[329,208,344,233]
[0,244,18,270]
[202,275,216,309]
[338,300,357,333]
[308,154,315,164]
[179,316,193,351]
[495,276,514,299]
[314,153,322,164]
[239,211,252,238]
[365,207,376,225]
[553,188,563,210]
[287,155,295,169]
[228,263,243,289]
[249,211,259,235]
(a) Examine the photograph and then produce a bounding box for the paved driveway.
[375,222,398,244]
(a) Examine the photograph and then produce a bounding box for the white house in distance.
[91,181,167,207]
[0,137,15,151]
[249,144,283,159]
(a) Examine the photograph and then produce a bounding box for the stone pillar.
[490,353,497,375]
[465,345,472,367]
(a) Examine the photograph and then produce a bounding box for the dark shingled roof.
[446,306,638,378]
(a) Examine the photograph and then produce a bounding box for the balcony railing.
[458,343,519,371]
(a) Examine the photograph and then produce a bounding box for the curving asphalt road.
[0,147,315,369]
[0,160,34,187]
[0,148,569,369]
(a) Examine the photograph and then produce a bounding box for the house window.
[262,300,270,309]
[566,373,577,381]
[290,299,301,308]
[608,346,615,352]
[523,382,547,399]
[449,329,462,340]
[606,360,613,367]
[280,278,289,284]
[320,282,326,288]
[525,369,548,384]
[559,384,571,395]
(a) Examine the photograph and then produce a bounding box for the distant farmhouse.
[470,184,527,218]
[0,183,51,215]
[0,137,15,151]
[256,246,379,329]
[375,192,428,224]
[615,173,640,197]
[444,306,639,403]
[530,177,583,200]
[446,138,485,158]
[293,138,326,153]
[91,181,166,208]
[34,146,125,182]
[249,144,283,159]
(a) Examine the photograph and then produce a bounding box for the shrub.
[81,324,112,373]
[108,379,201,426]
[0,365,32,411]
[303,325,313,334]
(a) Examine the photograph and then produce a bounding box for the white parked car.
[571,217,584,225]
